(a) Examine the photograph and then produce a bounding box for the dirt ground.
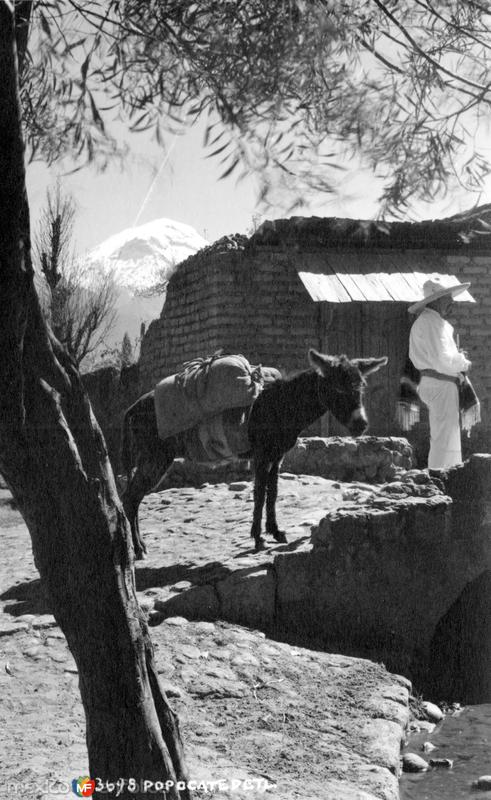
[0,475,410,800]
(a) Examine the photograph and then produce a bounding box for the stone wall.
[274,455,491,698]
[132,436,414,490]
[153,454,491,701]
[282,436,413,482]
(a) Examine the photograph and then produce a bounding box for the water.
[401,704,491,799]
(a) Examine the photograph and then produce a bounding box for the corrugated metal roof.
[298,269,475,303]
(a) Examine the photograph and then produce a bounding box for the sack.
[154,351,280,440]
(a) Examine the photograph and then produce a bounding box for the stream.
[400,704,491,799]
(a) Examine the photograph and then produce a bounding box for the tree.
[3,0,491,795]
[20,1,491,216]
[120,332,134,369]
[0,4,188,797]
[36,184,117,367]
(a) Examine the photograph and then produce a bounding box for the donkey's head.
[308,349,388,436]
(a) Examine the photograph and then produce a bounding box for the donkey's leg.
[122,462,151,560]
[123,449,175,559]
[250,458,271,551]
[265,458,287,543]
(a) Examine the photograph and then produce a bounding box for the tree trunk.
[0,5,190,797]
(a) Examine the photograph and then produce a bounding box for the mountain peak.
[84,217,208,293]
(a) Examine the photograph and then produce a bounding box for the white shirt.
[409,307,470,376]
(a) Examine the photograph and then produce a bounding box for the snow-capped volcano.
[79,218,208,369]
[85,217,208,293]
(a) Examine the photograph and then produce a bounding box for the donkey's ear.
[308,349,337,374]
[353,356,388,376]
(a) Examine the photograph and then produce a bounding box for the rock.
[163,616,189,627]
[138,596,155,613]
[15,614,35,625]
[422,741,436,753]
[23,646,42,659]
[230,651,260,669]
[178,644,201,660]
[0,621,28,637]
[473,776,491,790]
[228,482,250,491]
[429,758,453,768]
[422,701,444,722]
[192,621,216,634]
[212,649,232,661]
[169,581,193,593]
[49,652,68,663]
[162,683,183,698]
[32,615,57,630]
[409,720,435,733]
[204,665,237,681]
[402,753,429,773]
[360,719,407,773]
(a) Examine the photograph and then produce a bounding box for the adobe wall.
[440,253,491,452]
[139,236,318,390]
[82,364,141,471]
[138,215,491,454]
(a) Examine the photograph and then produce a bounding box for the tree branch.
[371,0,491,97]
[356,33,405,74]
[414,0,491,53]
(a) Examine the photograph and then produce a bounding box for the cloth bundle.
[154,351,281,447]
[459,375,482,435]
[182,406,252,463]
[396,356,481,437]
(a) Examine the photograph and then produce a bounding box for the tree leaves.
[19,0,491,214]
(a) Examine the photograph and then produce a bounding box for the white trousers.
[418,376,461,469]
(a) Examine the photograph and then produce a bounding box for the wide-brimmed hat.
[408,277,471,314]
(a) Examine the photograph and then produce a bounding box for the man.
[408,277,471,469]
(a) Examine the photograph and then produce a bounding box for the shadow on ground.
[1,578,52,616]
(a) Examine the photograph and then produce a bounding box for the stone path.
[0,477,409,799]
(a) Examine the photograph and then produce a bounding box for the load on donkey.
[121,349,388,558]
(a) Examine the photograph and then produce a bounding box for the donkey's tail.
[120,406,134,487]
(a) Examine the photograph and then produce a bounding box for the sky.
[26,114,491,258]
[27,118,261,255]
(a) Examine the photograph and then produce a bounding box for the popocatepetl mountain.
[85,217,208,293]
[82,218,208,364]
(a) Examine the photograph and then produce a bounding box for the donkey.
[120,349,387,558]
